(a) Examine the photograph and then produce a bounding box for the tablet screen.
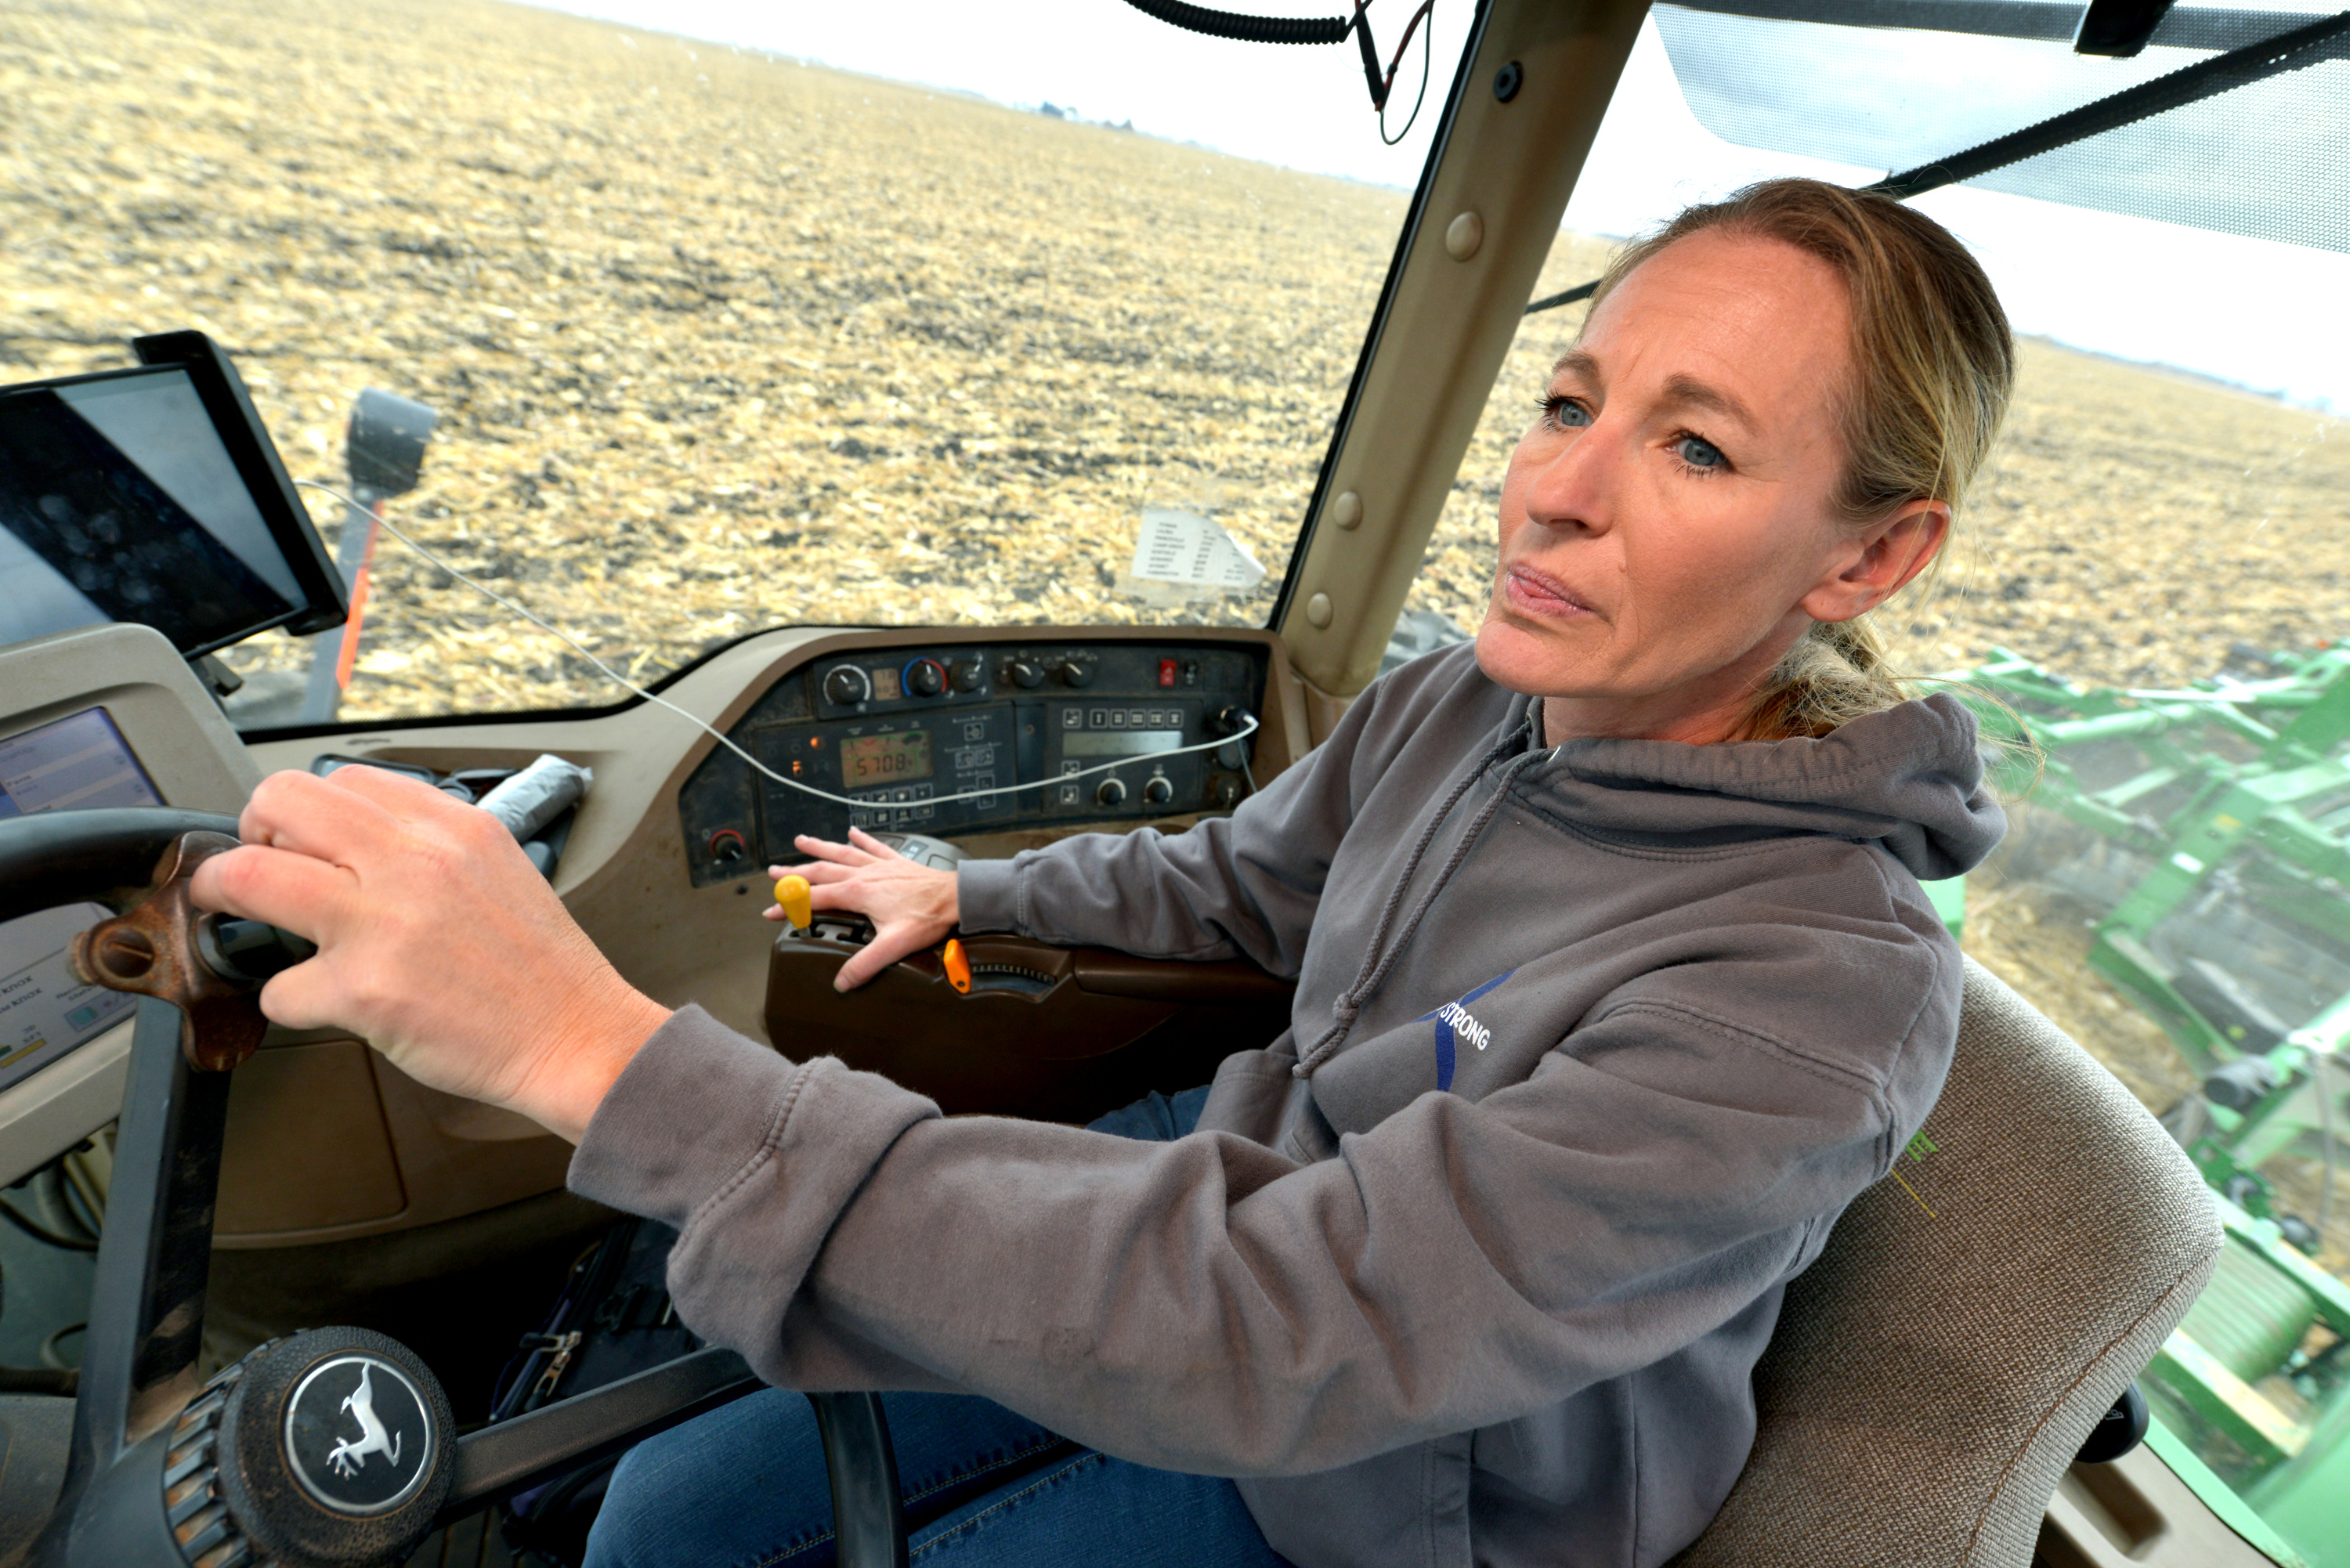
[0,365,306,655]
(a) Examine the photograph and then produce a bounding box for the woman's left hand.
[768,828,959,991]
[188,765,671,1142]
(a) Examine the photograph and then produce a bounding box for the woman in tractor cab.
[193,177,2012,1567]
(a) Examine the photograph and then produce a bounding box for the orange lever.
[942,938,971,995]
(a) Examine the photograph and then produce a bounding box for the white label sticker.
[1123,508,1266,600]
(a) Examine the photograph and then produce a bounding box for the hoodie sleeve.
[569,942,1948,1477]
[953,652,1477,977]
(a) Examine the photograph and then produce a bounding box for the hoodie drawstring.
[1292,722,1549,1078]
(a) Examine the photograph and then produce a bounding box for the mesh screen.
[1651,0,2350,252]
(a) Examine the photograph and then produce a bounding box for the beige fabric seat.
[1672,956,2223,1568]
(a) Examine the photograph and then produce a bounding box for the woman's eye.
[1540,396,1593,429]
[1672,433,1726,471]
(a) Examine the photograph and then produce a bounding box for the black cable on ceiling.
[1117,0,1435,120]
[1116,0,1352,45]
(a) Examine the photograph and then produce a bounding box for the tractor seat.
[1670,956,2224,1567]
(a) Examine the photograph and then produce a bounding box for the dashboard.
[0,620,1312,1245]
[0,620,261,1187]
[0,707,159,1093]
[676,638,1270,887]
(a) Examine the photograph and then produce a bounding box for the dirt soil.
[2,0,1400,714]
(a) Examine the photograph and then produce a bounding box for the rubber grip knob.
[776,875,812,930]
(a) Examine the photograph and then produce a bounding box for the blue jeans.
[585,1088,1293,1568]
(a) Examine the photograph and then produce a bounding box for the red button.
[1159,659,1177,688]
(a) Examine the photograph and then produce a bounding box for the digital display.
[1063,730,1184,758]
[0,365,306,655]
[0,706,164,818]
[0,708,163,1093]
[841,731,932,786]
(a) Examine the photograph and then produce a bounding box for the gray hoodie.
[569,641,2005,1567]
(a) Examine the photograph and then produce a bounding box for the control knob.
[1007,659,1044,688]
[1061,661,1095,689]
[905,658,947,697]
[822,666,872,706]
[951,658,986,692]
[1095,778,1126,807]
[1142,776,1173,806]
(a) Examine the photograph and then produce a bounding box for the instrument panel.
[0,621,260,1187]
[676,639,1269,886]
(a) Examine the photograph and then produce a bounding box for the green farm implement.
[1930,645,2350,1566]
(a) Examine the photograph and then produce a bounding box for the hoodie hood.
[1517,690,2005,881]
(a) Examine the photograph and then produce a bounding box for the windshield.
[1,0,1468,724]
[1419,12,2350,1563]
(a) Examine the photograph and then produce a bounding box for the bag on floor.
[490,1217,700,1566]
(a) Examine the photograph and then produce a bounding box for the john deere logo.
[284,1355,435,1515]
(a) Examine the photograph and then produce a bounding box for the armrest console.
[764,931,1296,1122]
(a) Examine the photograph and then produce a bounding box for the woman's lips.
[1501,564,1600,621]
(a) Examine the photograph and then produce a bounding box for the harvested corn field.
[5,0,2346,721]
[1,0,1401,716]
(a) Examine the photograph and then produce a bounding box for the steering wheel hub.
[186,1328,454,1568]
[2,808,779,1566]
[277,1353,439,1517]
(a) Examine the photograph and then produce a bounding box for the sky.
[532,0,2350,410]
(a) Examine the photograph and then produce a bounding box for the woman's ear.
[1799,500,1950,624]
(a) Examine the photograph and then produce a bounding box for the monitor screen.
[0,708,163,1093]
[0,363,319,655]
[840,730,933,787]
[1063,730,1185,757]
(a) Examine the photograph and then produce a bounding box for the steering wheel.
[2,811,910,1568]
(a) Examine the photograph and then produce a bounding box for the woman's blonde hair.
[1585,179,2016,739]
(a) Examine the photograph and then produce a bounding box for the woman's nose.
[1522,422,1617,536]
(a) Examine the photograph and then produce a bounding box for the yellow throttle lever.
[775,874,812,931]
[776,874,967,994]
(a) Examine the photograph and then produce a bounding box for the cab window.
[2,0,1469,724]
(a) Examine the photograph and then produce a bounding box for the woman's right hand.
[769,827,960,991]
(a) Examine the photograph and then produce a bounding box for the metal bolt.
[1445,211,1484,262]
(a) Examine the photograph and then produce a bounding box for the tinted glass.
[0,369,307,654]
[1651,0,2350,253]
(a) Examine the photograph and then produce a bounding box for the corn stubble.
[1,0,1397,714]
[6,0,2342,717]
